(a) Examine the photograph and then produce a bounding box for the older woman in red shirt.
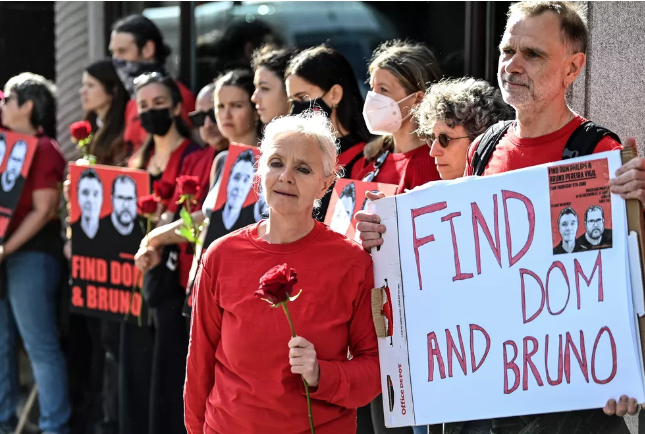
[185,111,380,434]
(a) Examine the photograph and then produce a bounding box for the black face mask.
[140,108,174,136]
[289,96,333,118]
[112,59,164,98]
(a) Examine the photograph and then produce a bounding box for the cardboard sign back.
[620,147,645,366]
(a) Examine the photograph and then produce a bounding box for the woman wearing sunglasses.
[416,77,515,181]
[352,40,443,194]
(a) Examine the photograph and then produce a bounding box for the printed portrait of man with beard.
[576,205,612,251]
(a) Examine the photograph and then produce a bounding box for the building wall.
[574,1,645,155]
[55,1,104,159]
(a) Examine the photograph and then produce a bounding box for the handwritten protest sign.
[324,179,397,240]
[370,151,645,427]
[0,130,38,243]
[69,163,150,323]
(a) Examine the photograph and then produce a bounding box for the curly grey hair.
[413,77,515,140]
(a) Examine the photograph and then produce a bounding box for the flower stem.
[282,303,315,434]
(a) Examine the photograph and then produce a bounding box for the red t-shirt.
[124,80,196,153]
[352,144,441,193]
[185,221,380,434]
[466,115,622,176]
[8,135,66,252]
[166,146,216,288]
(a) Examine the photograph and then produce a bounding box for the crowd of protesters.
[0,2,643,434]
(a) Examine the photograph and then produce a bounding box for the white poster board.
[370,151,645,427]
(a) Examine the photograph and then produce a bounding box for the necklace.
[149,137,184,174]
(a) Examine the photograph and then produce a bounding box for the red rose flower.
[255,263,298,305]
[137,194,159,216]
[70,121,92,142]
[153,180,175,204]
[177,175,200,197]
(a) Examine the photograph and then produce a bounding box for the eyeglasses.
[189,109,217,127]
[362,149,390,183]
[426,132,470,148]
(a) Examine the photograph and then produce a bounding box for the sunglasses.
[426,132,470,148]
[189,109,216,127]
[362,149,391,183]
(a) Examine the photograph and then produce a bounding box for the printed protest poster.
[549,159,613,255]
[203,143,261,247]
[369,151,645,427]
[69,163,150,323]
[0,130,38,243]
[324,179,397,239]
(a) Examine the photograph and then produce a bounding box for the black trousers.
[118,295,188,434]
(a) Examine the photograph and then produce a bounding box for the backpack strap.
[470,120,514,176]
[562,120,621,159]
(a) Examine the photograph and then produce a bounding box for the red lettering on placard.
[470,324,491,373]
[411,202,447,290]
[131,292,142,316]
[446,326,467,377]
[71,256,108,283]
[120,290,131,314]
[427,331,446,381]
[545,334,564,386]
[502,190,535,267]
[565,331,589,383]
[87,285,97,309]
[441,212,474,281]
[111,261,121,285]
[522,336,544,390]
[520,268,545,324]
[71,286,84,307]
[98,286,108,311]
[503,340,520,394]
[574,251,603,309]
[471,195,502,274]
[591,326,617,384]
[545,261,570,315]
[109,289,119,313]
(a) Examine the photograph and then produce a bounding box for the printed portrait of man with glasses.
[576,205,612,251]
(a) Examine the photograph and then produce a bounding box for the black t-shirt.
[576,229,613,251]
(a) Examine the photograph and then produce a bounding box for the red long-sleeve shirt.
[185,221,380,434]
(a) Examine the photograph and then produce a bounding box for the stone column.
[55,1,105,159]
[570,1,645,155]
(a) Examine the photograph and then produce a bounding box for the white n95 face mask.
[362,91,416,135]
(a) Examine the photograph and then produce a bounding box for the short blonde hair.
[368,40,442,93]
[258,111,340,206]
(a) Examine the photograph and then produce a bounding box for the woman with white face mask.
[352,40,443,194]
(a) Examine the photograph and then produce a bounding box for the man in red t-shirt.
[109,14,195,153]
[357,2,642,433]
